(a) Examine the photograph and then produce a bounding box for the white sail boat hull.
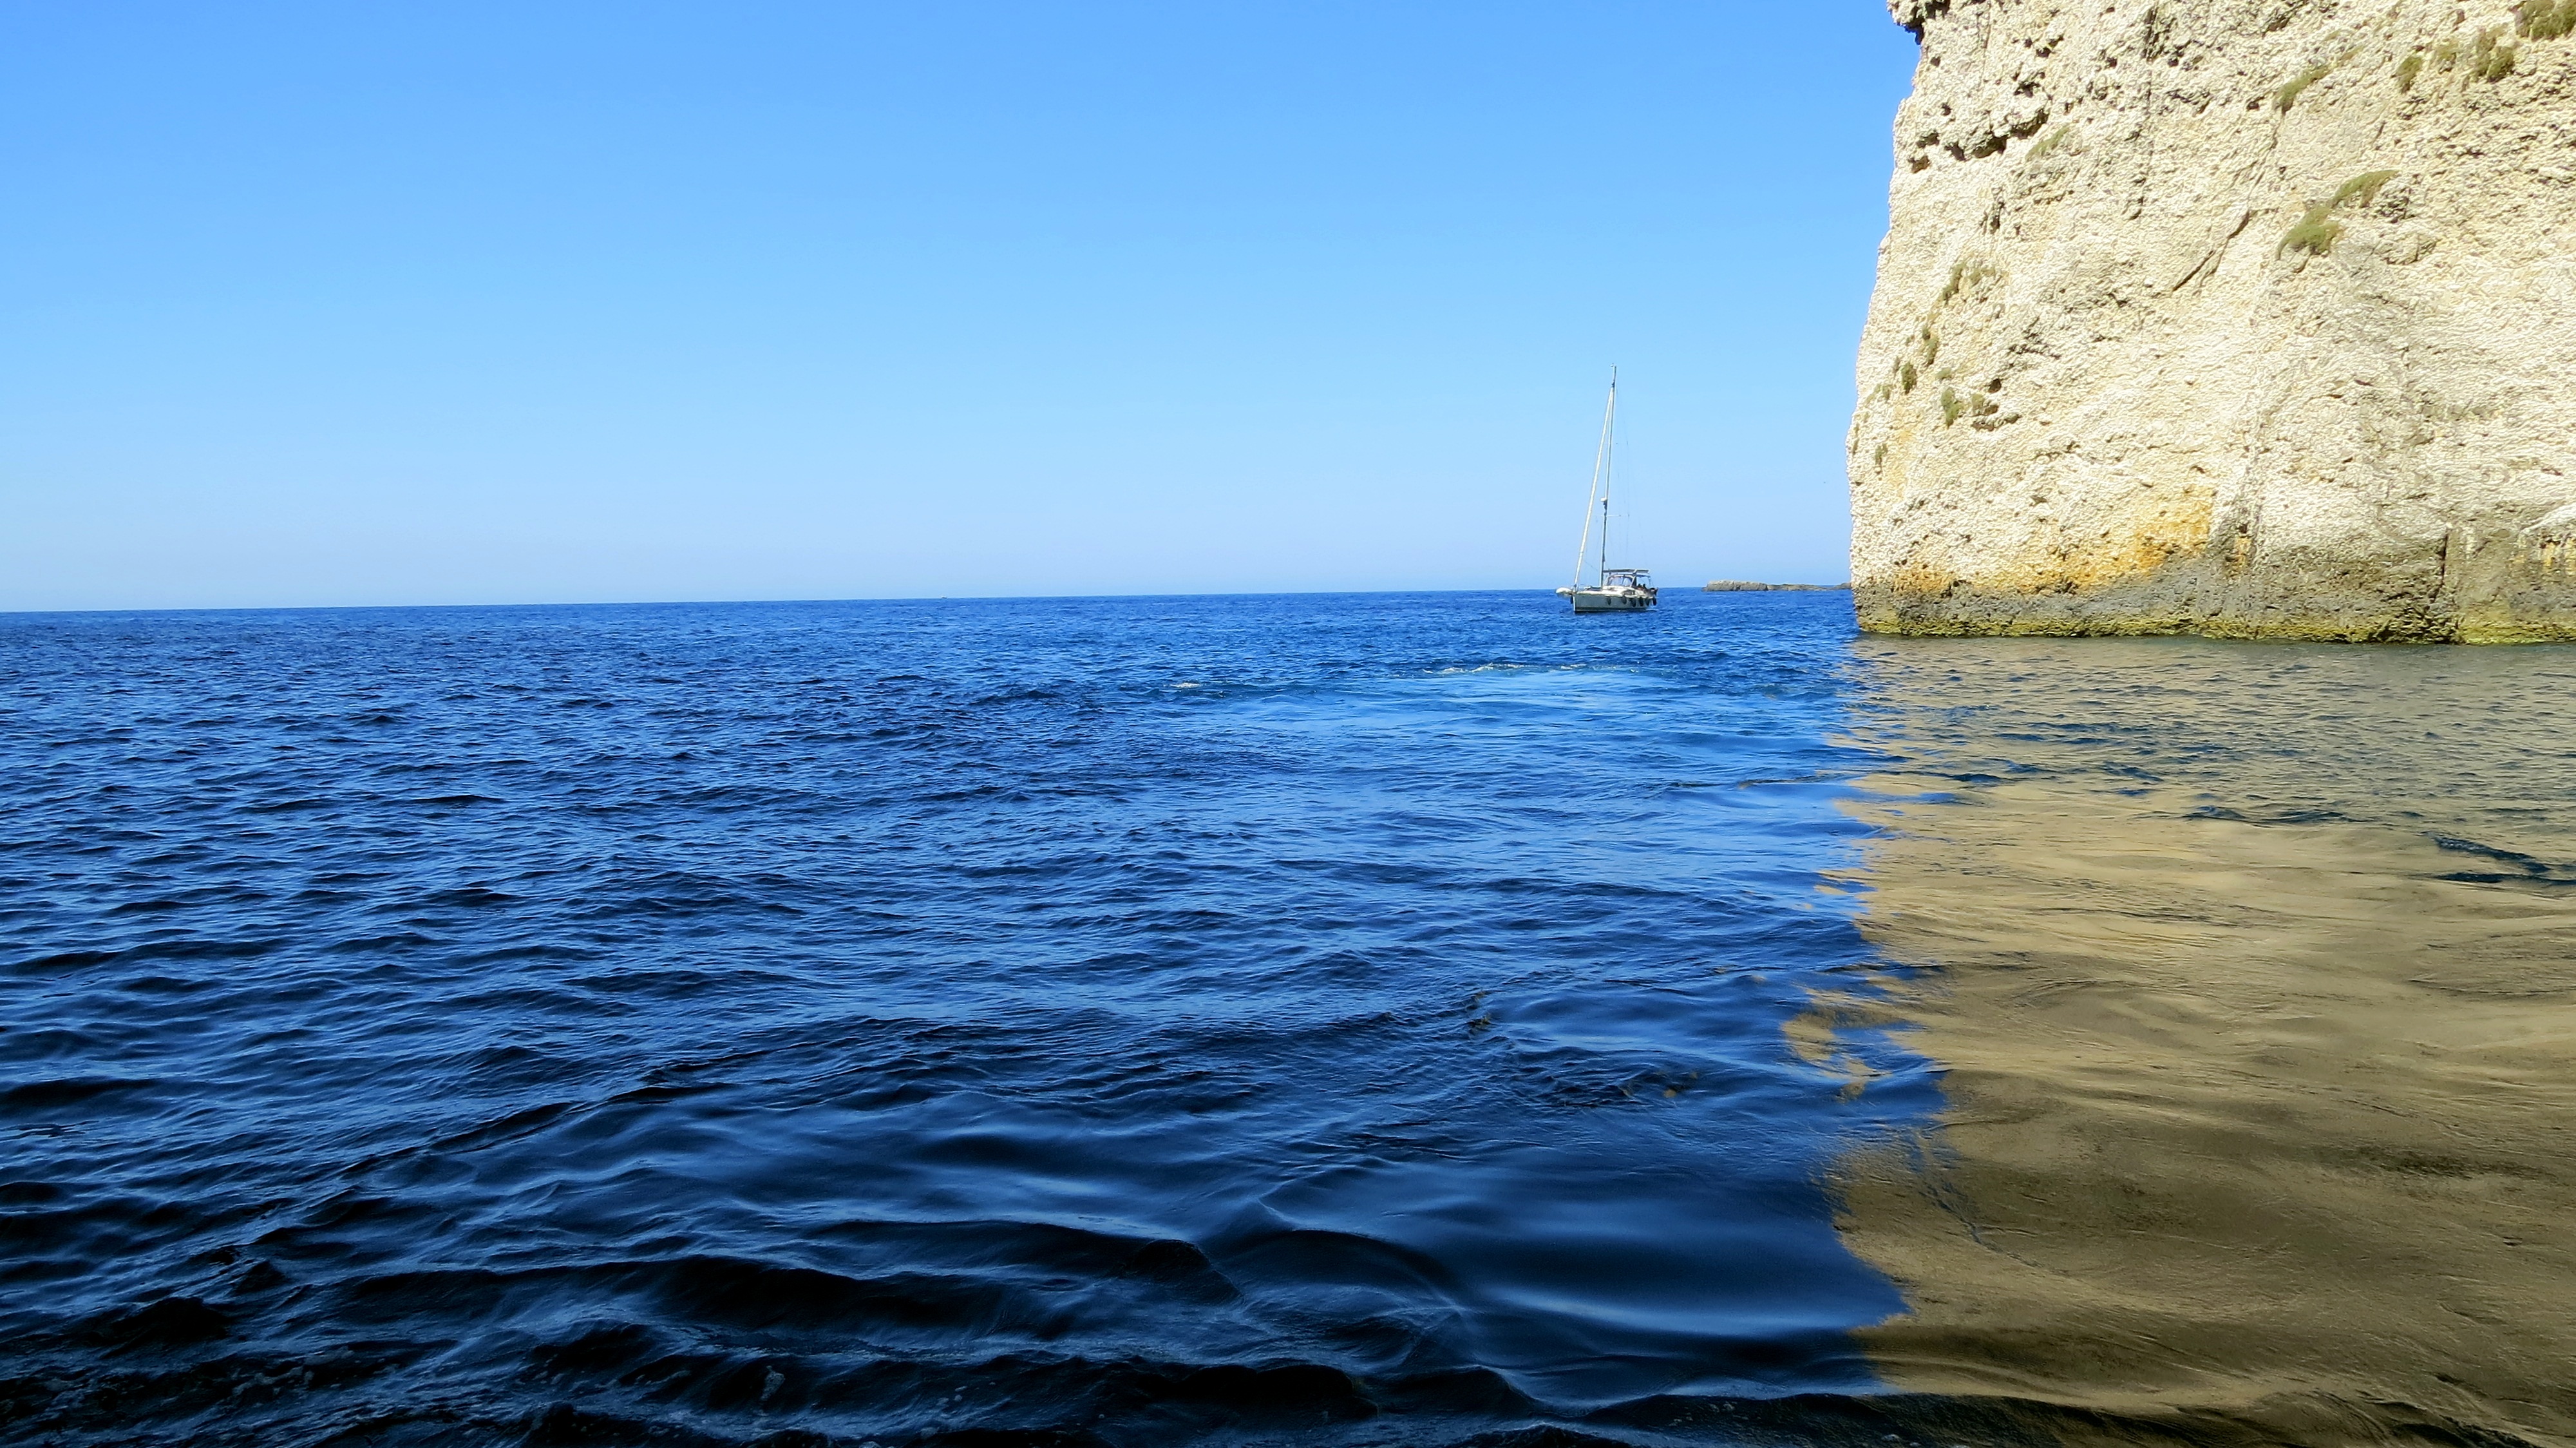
[1560,585,1656,613]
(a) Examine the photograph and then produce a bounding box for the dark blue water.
[2,591,1937,1448]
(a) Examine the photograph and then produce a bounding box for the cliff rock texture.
[1850,0,2576,640]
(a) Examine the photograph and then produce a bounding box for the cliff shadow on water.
[1812,634,2576,1447]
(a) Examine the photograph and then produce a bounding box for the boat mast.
[1598,370,1619,585]
[1573,370,1617,589]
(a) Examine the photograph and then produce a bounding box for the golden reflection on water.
[1824,637,2576,1447]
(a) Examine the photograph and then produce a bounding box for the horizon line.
[0,582,1859,620]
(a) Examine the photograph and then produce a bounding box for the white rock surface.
[1850,0,2576,640]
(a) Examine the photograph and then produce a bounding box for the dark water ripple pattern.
[0,592,1930,1448]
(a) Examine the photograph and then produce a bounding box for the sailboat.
[1555,371,1658,613]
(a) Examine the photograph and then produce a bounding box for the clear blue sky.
[2,3,1919,611]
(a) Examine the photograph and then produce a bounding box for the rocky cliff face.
[1850,0,2576,640]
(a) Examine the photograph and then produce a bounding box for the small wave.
[2430,834,2576,885]
[457,943,603,965]
[326,932,442,954]
[8,949,120,974]
[1,1078,157,1111]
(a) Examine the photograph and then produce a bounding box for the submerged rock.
[1849,0,2576,641]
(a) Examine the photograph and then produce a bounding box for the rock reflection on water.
[1824,637,2576,1447]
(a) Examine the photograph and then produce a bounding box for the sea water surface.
[5,592,2573,1448]
[4,592,1927,1448]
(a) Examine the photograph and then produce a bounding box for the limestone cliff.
[1850,0,2576,641]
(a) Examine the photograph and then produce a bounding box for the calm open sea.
[5,592,2571,1448]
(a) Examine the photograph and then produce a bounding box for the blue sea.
[8,590,2573,1447]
